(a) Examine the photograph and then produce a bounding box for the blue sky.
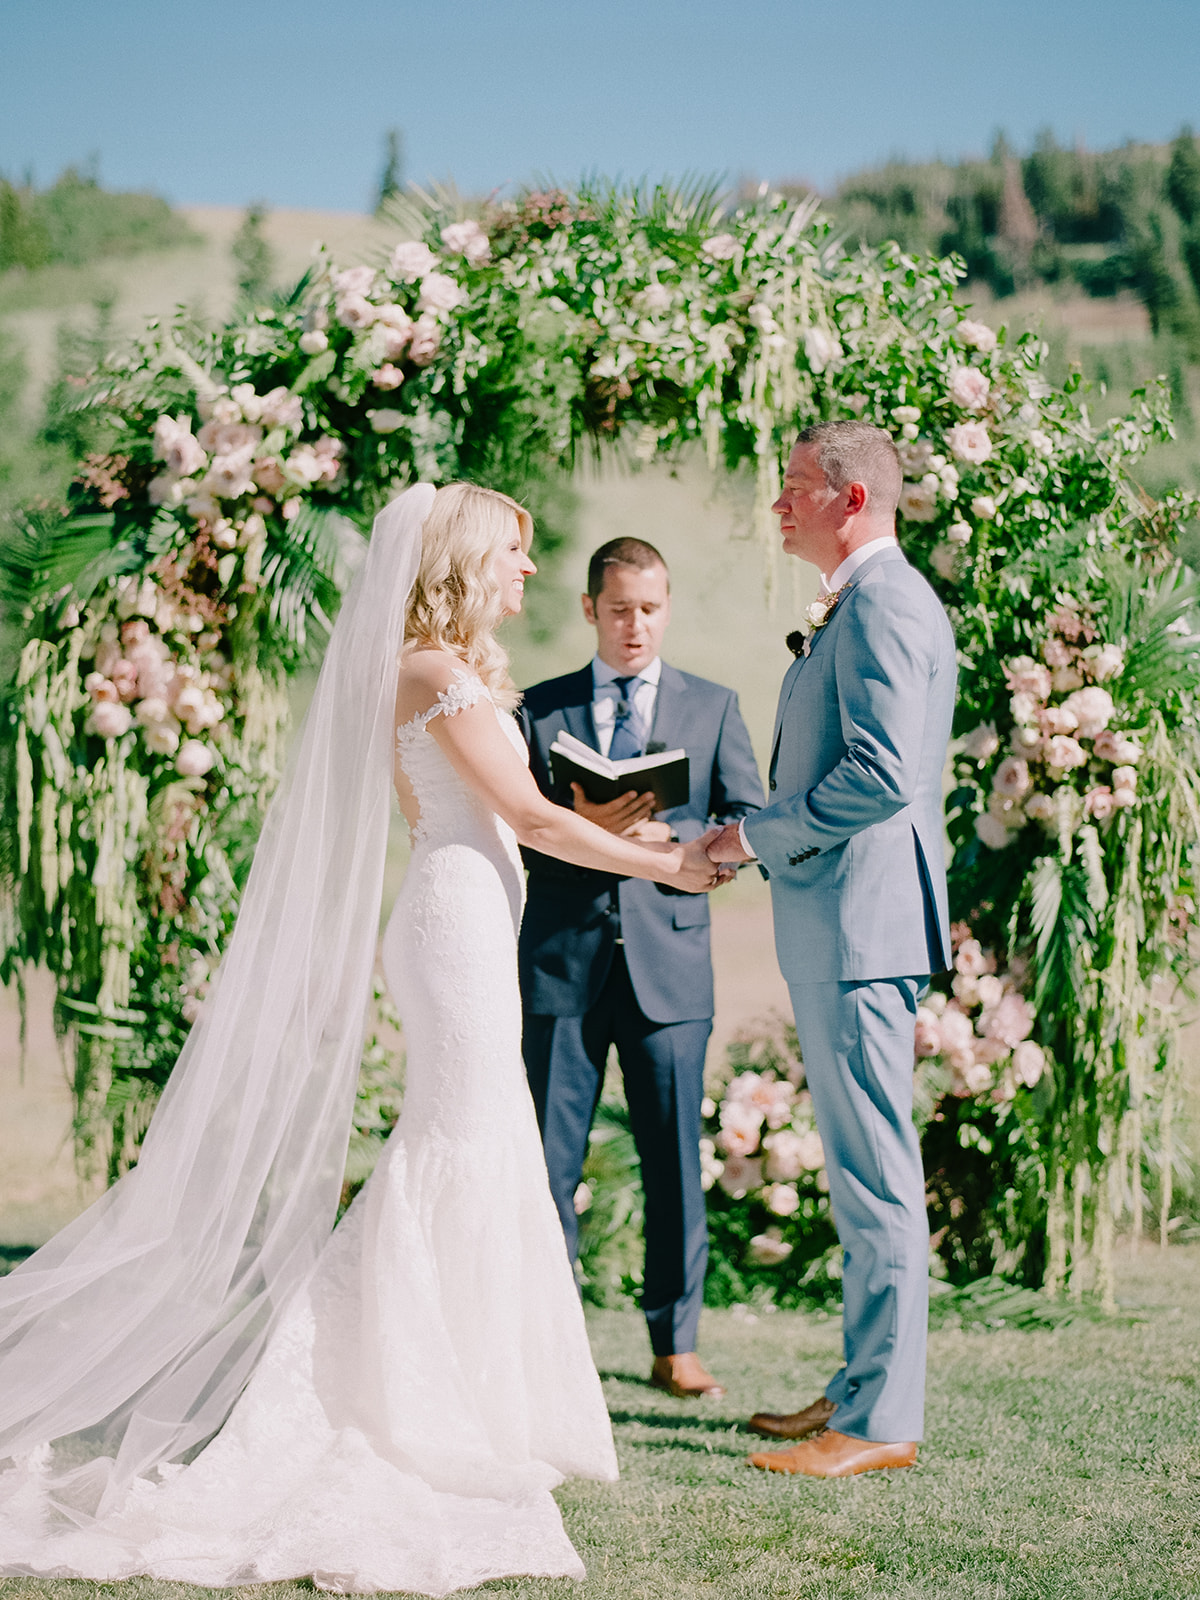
[2,0,1198,210]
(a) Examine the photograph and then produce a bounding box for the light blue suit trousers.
[745,546,957,1444]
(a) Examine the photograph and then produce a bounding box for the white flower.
[914,1007,942,1057]
[1005,656,1052,700]
[407,314,442,365]
[993,757,1031,800]
[1093,730,1140,765]
[1024,792,1055,824]
[334,265,377,297]
[962,722,1000,762]
[930,543,960,581]
[257,386,304,429]
[718,1154,763,1199]
[573,1182,593,1216]
[203,446,257,501]
[440,219,490,262]
[701,233,739,260]
[284,445,327,486]
[336,292,377,330]
[959,1059,995,1096]
[298,329,329,355]
[971,494,997,520]
[947,520,972,545]
[152,415,207,478]
[1012,1040,1046,1088]
[89,700,132,738]
[1085,642,1125,681]
[718,1097,765,1156]
[764,1183,801,1218]
[744,298,776,332]
[1061,686,1114,740]
[375,302,414,358]
[939,463,961,500]
[1009,476,1033,498]
[1113,784,1137,808]
[949,366,991,411]
[804,597,833,627]
[981,991,1035,1048]
[976,974,1005,1010]
[418,271,465,313]
[1046,734,1087,770]
[1052,664,1085,693]
[229,383,264,422]
[368,409,405,435]
[1029,429,1054,456]
[202,395,242,425]
[939,1005,976,1053]
[1084,785,1117,821]
[196,420,262,456]
[947,421,993,464]
[176,739,215,778]
[975,812,1014,849]
[372,363,405,390]
[1111,765,1137,793]
[897,438,934,476]
[804,326,841,372]
[899,479,938,522]
[212,519,238,550]
[148,473,185,507]
[143,721,181,756]
[893,405,922,425]
[958,318,997,352]
[747,1232,793,1266]
[390,240,438,281]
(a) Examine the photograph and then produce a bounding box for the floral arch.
[2,180,1196,1299]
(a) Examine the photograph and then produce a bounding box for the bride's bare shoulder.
[395,648,482,726]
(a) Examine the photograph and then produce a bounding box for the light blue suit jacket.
[743,545,957,986]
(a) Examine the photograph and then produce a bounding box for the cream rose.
[389,240,438,281]
[1046,734,1087,770]
[440,219,490,262]
[962,722,1000,762]
[947,421,993,464]
[1061,686,1114,739]
[898,480,938,522]
[993,757,1031,800]
[368,409,405,435]
[701,233,738,260]
[970,494,997,520]
[949,366,990,410]
[764,1183,801,1218]
[975,812,1014,849]
[958,318,998,352]
[298,329,329,355]
[417,272,465,313]
[176,739,215,778]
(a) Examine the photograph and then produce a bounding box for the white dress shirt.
[591,655,662,757]
[737,536,899,859]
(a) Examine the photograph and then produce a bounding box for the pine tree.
[232,203,273,303]
[376,129,405,215]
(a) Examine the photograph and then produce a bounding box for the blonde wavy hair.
[403,481,533,711]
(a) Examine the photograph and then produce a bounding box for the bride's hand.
[669,832,735,893]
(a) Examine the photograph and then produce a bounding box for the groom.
[519,536,763,1397]
[707,421,956,1476]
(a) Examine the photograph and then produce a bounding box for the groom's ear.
[581,593,597,625]
[846,481,868,515]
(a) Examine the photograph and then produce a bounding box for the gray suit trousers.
[788,976,928,1443]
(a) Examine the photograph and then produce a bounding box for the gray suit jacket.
[743,545,956,986]
[519,663,764,1022]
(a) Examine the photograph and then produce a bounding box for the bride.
[0,482,723,1594]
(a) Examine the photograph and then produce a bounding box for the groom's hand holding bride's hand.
[705,822,754,864]
[673,831,736,893]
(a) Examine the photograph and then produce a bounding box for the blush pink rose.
[1061,686,1114,740]
[947,421,993,463]
[949,366,991,410]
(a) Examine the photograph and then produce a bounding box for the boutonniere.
[786,587,845,658]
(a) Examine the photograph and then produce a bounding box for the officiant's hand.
[570,782,657,835]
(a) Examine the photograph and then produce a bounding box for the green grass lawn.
[1,1243,1196,1600]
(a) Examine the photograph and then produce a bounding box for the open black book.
[549,730,690,811]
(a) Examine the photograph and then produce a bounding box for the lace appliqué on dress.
[396,667,489,747]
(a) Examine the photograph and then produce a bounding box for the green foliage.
[0,168,194,273]
[231,203,273,304]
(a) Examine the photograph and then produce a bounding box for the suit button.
[769,779,777,791]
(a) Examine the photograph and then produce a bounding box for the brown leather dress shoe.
[649,1352,726,1398]
[747,1394,836,1439]
[748,1429,918,1477]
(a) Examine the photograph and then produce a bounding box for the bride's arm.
[405,669,718,891]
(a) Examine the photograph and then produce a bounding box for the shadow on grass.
[605,1407,742,1434]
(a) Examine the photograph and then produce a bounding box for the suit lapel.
[649,662,686,749]
[554,666,599,749]
[769,546,909,776]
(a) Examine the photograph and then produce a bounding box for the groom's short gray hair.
[796,421,902,515]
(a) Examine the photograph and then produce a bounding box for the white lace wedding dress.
[0,673,617,1595]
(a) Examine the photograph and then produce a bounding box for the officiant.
[519,536,763,1397]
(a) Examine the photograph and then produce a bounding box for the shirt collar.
[820,535,899,596]
[592,655,663,690]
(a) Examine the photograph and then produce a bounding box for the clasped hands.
[570,782,739,893]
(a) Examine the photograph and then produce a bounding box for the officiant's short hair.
[797,421,902,515]
[587,537,669,600]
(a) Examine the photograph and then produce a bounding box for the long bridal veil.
[0,482,434,1523]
